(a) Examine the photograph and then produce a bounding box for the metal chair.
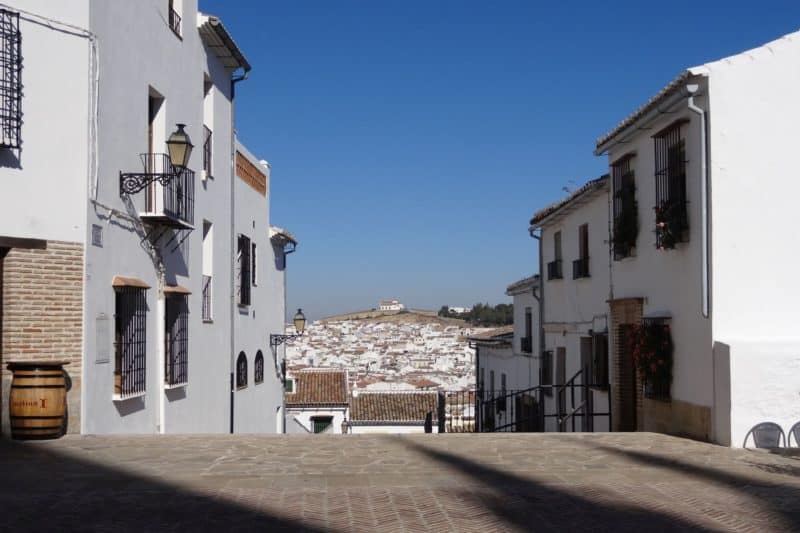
[743,422,785,448]
[788,421,800,447]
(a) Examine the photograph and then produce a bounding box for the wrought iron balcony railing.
[547,260,562,280]
[136,153,195,228]
[202,275,212,321]
[573,257,590,279]
[520,336,532,354]
[203,125,212,178]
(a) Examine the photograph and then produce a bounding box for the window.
[654,120,689,249]
[547,231,563,280]
[251,242,257,286]
[521,307,533,353]
[202,221,213,321]
[592,332,609,388]
[237,234,251,306]
[573,224,590,279]
[168,0,181,37]
[114,287,147,398]
[203,125,212,178]
[254,351,264,384]
[612,154,638,259]
[311,416,333,434]
[236,351,247,389]
[165,294,188,386]
[541,350,553,395]
[479,367,485,393]
[285,378,294,393]
[0,9,21,150]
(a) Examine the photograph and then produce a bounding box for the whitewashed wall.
[605,97,713,418]
[232,141,284,433]
[0,1,90,243]
[286,407,347,434]
[82,0,236,433]
[349,424,436,434]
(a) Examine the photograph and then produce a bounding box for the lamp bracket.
[270,333,301,349]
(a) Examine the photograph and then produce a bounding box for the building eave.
[528,175,609,230]
[198,14,252,73]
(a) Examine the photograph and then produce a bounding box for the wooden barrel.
[7,361,69,440]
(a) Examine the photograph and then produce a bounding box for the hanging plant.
[625,322,673,399]
[612,186,638,257]
[654,199,685,250]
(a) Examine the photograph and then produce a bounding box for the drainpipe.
[229,67,250,434]
[528,228,545,380]
[686,84,709,319]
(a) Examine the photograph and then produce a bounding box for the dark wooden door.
[617,325,637,431]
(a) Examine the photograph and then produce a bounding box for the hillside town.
[285,310,482,392]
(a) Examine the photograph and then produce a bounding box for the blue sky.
[201,0,800,319]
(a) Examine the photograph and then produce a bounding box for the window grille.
[254,351,264,384]
[0,9,21,149]
[165,294,188,386]
[654,120,689,248]
[612,154,637,259]
[203,125,212,177]
[114,287,147,397]
[573,224,590,279]
[236,351,247,389]
[237,235,251,306]
[202,275,212,321]
[251,242,257,286]
[168,0,181,37]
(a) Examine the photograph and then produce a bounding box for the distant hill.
[319,309,465,326]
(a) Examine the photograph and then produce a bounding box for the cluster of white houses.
[477,29,800,446]
[0,1,298,435]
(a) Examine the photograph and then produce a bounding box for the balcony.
[547,260,563,280]
[573,257,590,279]
[138,153,195,230]
[520,336,532,354]
[202,125,212,179]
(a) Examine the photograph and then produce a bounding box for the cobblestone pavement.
[2,432,800,532]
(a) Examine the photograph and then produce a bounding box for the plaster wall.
[232,142,283,434]
[81,0,234,434]
[605,97,713,413]
[0,1,90,243]
[286,407,347,434]
[349,424,435,434]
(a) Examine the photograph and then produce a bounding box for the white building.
[378,299,405,311]
[0,1,295,436]
[284,368,349,434]
[592,29,800,446]
[529,178,612,433]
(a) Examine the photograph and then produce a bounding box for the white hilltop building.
[378,299,405,311]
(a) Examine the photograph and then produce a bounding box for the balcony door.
[146,89,165,213]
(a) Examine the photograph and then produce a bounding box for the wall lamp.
[270,309,306,349]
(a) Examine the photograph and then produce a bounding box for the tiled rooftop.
[349,392,438,423]
[286,369,348,406]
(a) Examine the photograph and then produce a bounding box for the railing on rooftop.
[547,260,563,280]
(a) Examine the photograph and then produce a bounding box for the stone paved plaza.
[2,432,800,532]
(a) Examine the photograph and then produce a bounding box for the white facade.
[285,406,348,434]
[587,29,800,445]
[0,1,293,435]
[379,299,405,311]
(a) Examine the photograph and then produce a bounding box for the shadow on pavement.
[404,438,717,532]
[592,442,800,530]
[0,439,329,532]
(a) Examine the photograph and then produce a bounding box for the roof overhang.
[112,276,151,289]
[506,275,539,296]
[529,175,609,230]
[270,226,297,247]
[594,69,708,156]
[198,14,252,73]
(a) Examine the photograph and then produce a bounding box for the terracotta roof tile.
[529,175,609,227]
[286,369,348,406]
[349,392,438,423]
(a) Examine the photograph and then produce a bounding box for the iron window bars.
[572,257,590,279]
[254,351,264,384]
[114,287,147,398]
[640,318,672,401]
[168,1,181,37]
[165,294,188,386]
[654,120,689,249]
[612,155,638,259]
[237,234,251,306]
[203,125,212,177]
[236,351,247,389]
[201,275,212,321]
[0,8,21,150]
[547,260,563,280]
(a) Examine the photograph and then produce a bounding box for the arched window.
[254,351,264,384]
[236,351,247,389]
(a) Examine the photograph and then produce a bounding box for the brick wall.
[1,240,84,435]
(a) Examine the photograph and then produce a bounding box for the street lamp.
[120,123,195,194]
[271,309,306,386]
[166,123,194,172]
